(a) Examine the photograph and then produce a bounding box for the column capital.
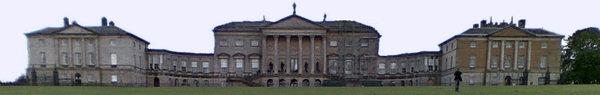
[286,35,291,38]
[309,35,315,38]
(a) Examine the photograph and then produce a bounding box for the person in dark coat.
[454,69,463,92]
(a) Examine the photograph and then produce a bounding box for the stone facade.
[438,20,564,86]
[25,6,563,87]
[25,17,149,86]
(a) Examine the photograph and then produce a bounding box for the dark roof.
[458,25,562,36]
[212,21,272,32]
[438,25,565,46]
[212,14,381,37]
[379,51,441,57]
[24,24,150,44]
[148,49,214,56]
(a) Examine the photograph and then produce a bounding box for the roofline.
[119,29,151,45]
[262,14,328,29]
[147,49,214,55]
[437,34,564,47]
[379,51,441,57]
[24,26,151,45]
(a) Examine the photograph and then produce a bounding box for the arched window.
[204,80,210,87]
[302,79,310,87]
[315,62,321,73]
[279,79,286,87]
[267,79,274,87]
[401,81,405,86]
[279,62,286,73]
[182,79,188,87]
[304,62,309,73]
[268,62,274,73]
[315,79,322,87]
[291,79,298,87]
[174,79,179,87]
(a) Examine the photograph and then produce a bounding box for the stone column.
[487,40,491,70]
[514,41,518,70]
[69,38,72,67]
[310,36,315,74]
[500,40,505,70]
[298,36,303,74]
[527,40,532,70]
[322,36,327,74]
[262,35,267,74]
[274,35,279,74]
[286,35,291,74]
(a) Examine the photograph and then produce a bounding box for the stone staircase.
[227,74,264,87]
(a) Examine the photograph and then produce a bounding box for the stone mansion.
[24,4,563,87]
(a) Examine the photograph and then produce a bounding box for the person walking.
[454,69,463,92]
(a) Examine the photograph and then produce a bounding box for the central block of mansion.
[25,7,564,87]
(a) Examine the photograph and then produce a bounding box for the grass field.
[1,85,599,95]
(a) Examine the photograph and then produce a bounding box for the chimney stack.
[473,24,479,28]
[109,21,115,26]
[518,19,526,28]
[63,17,69,27]
[102,17,108,27]
[480,20,487,27]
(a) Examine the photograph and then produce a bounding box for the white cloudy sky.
[1,0,598,82]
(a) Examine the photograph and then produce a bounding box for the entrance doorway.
[154,77,160,87]
[505,76,512,85]
[74,73,82,86]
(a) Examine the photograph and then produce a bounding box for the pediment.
[490,26,534,37]
[264,16,325,29]
[57,26,95,34]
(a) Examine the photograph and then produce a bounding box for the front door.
[74,73,82,86]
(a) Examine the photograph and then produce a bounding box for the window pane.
[111,75,117,82]
[330,41,337,46]
[251,59,259,68]
[221,59,228,68]
[111,53,117,65]
[518,56,525,68]
[88,53,95,65]
[345,60,352,74]
[492,42,498,48]
[390,63,397,73]
[469,55,476,67]
[236,59,243,68]
[220,40,227,46]
[251,40,259,46]
[378,63,385,74]
[504,56,511,68]
[540,56,547,68]
[541,42,548,48]
[491,55,497,68]
[40,52,46,64]
[192,62,198,67]
[235,40,243,46]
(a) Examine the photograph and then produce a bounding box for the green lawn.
[1,85,599,95]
